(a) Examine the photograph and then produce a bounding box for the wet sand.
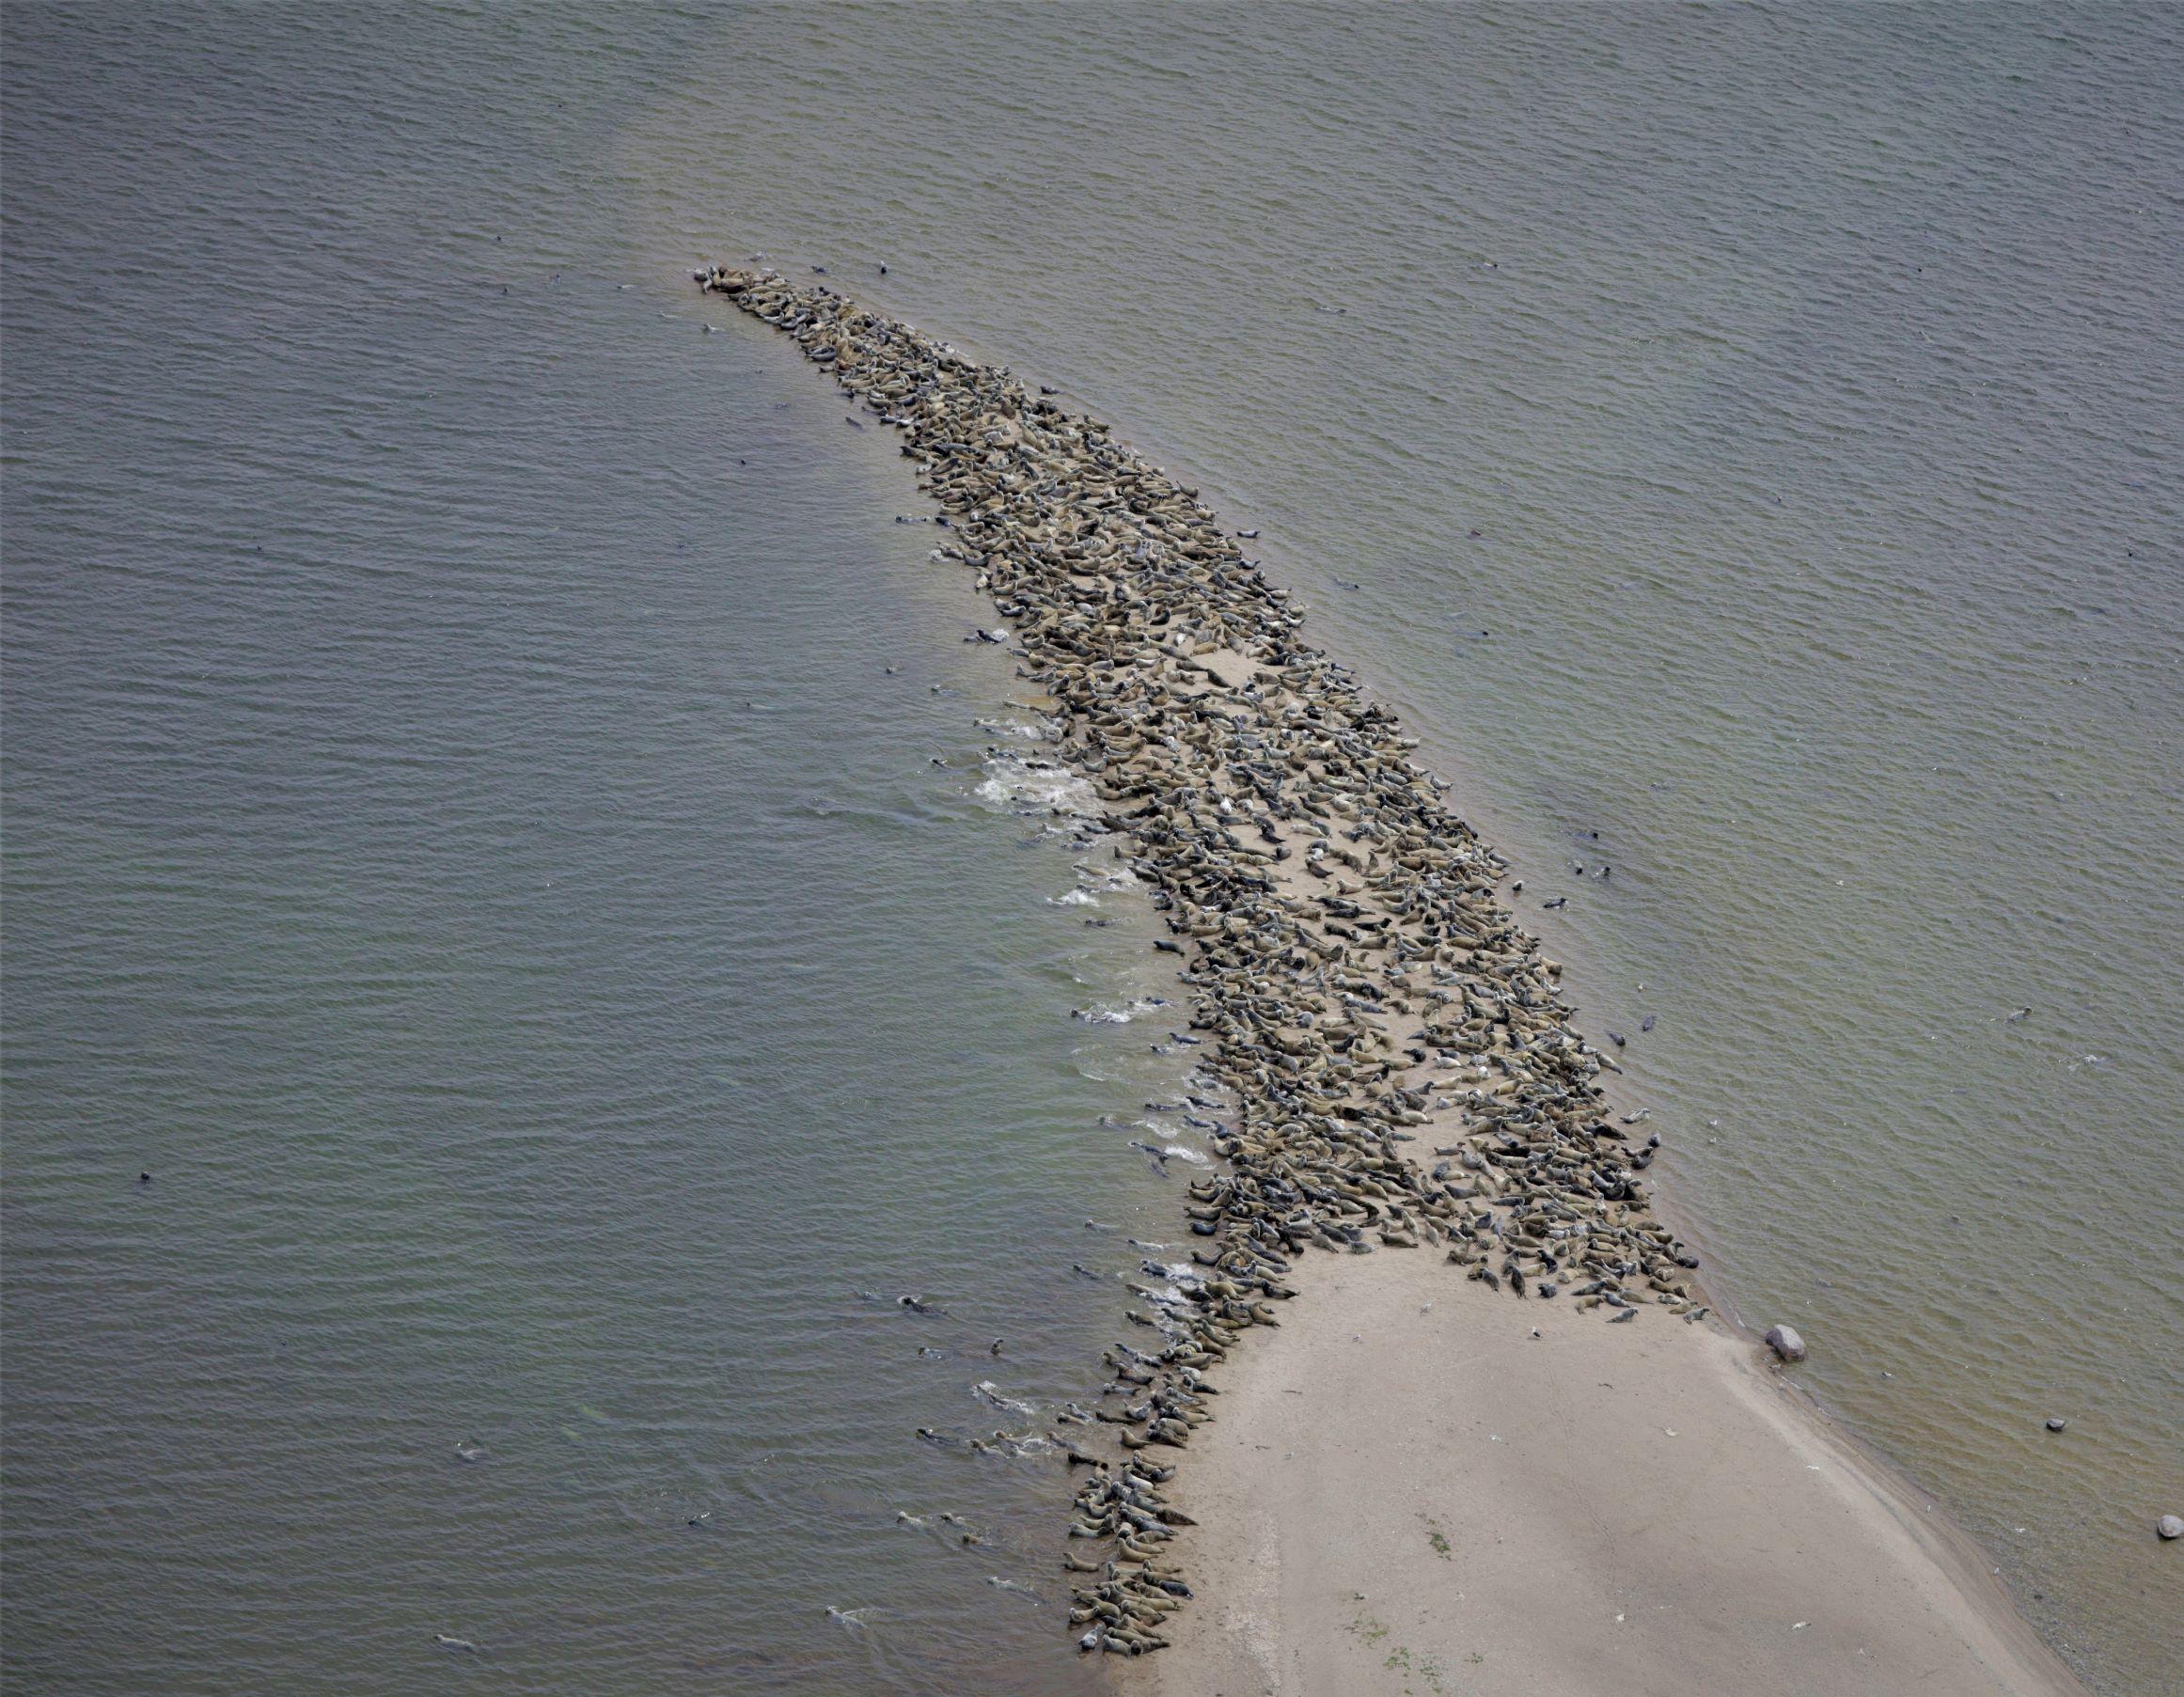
[1110,1249,2087,1697]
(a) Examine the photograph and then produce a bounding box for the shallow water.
[6,5,2180,1693]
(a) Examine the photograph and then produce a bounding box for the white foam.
[975,755,1101,817]
[974,714,1058,742]
[972,1380,1035,1416]
[1071,995,1171,1025]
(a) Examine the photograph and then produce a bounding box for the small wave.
[972,1380,1036,1416]
[1071,996,1171,1025]
[973,714,1058,743]
[1049,888,1100,906]
[976,756,1101,817]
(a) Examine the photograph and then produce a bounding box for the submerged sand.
[1111,1250,2086,1697]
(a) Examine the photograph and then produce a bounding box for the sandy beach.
[1110,1249,2087,1697]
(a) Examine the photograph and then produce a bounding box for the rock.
[2045,1418,2066,1432]
[1764,1324,1807,1363]
[2159,1515,2183,1541]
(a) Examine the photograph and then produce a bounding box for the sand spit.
[1114,1249,2087,1697]
[696,266,2081,1691]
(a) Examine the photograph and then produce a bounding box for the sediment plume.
[697,264,1699,1655]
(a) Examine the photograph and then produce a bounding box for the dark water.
[6,5,2179,1693]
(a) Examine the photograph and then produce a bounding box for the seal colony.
[697,264,1703,1657]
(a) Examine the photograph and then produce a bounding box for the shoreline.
[694,264,2088,1691]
